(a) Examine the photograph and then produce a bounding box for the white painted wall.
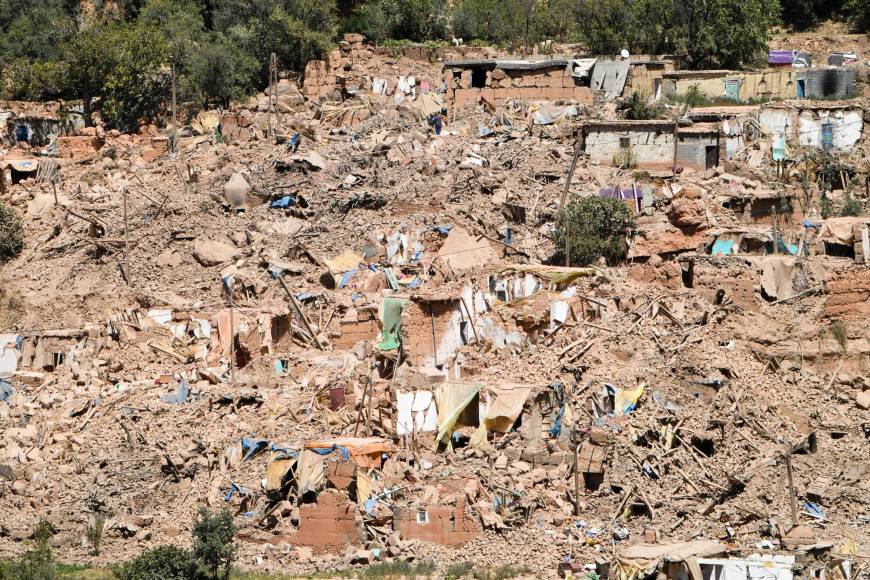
[585,130,673,167]
[797,109,862,150]
[759,107,863,152]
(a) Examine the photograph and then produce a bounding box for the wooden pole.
[268,53,277,139]
[277,276,322,349]
[171,61,177,154]
[228,284,236,388]
[122,186,130,286]
[559,131,583,211]
[574,433,581,516]
[672,116,679,177]
[785,452,799,528]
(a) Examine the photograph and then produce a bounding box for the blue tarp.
[308,444,350,461]
[0,380,13,402]
[241,438,269,461]
[711,239,735,256]
[271,195,298,209]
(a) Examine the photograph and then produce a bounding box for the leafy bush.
[0,203,23,263]
[623,92,664,120]
[115,546,202,580]
[87,513,105,556]
[555,196,635,266]
[829,320,848,351]
[840,193,863,217]
[3,520,56,580]
[192,507,236,580]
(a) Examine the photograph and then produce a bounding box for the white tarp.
[396,390,437,436]
[697,555,794,580]
[0,334,19,379]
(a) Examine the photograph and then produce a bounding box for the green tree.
[0,202,24,263]
[192,507,236,580]
[344,0,449,43]
[64,19,169,131]
[62,21,121,126]
[183,31,259,108]
[844,0,870,30]
[555,196,635,266]
[258,2,338,72]
[451,0,572,51]
[100,22,170,131]
[672,0,780,69]
[0,0,74,60]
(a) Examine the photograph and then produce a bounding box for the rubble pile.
[0,34,868,579]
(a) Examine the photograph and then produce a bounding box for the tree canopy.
[1,0,866,130]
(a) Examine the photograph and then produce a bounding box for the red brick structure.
[393,498,481,545]
[294,490,364,549]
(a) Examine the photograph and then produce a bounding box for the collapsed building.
[0,33,868,579]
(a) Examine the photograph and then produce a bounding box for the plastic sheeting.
[304,437,396,469]
[435,382,481,447]
[610,384,644,416]
[470,383,533,447]
[528,104,578,125]
[377,297,407,351]
[0,334,19,379]
[295,449,325,495]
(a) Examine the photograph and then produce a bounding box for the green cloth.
[377,297,407,351]
[384,268,400,291]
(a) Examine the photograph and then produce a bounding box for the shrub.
[0,203,23,262]
[5,519,56,580]
[114,546,201,580]
[840,193,863,217]
[555,196,635,266]
[192,507,236,580]
[623,92,664,120]
[87,513,105,556]
[829,320,848,351]
[612,148,638,169]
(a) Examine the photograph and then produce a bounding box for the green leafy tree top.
[193,506,236,580]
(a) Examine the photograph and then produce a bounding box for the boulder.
[193,239,240,267]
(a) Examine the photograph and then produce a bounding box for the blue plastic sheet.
[270,444,299,460]
[241,438,269,461]
[0,380,12,402]
[339,270,357,289]
[270,195,298,209]
[432,225,453,234]
[308,444,350,461]
[224,483,251,501]
[804,501,825,519]
[711,239,735,256]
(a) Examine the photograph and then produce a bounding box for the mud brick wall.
[444,66,594,109]
[393,498,480,545]
[294,490,364,549]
